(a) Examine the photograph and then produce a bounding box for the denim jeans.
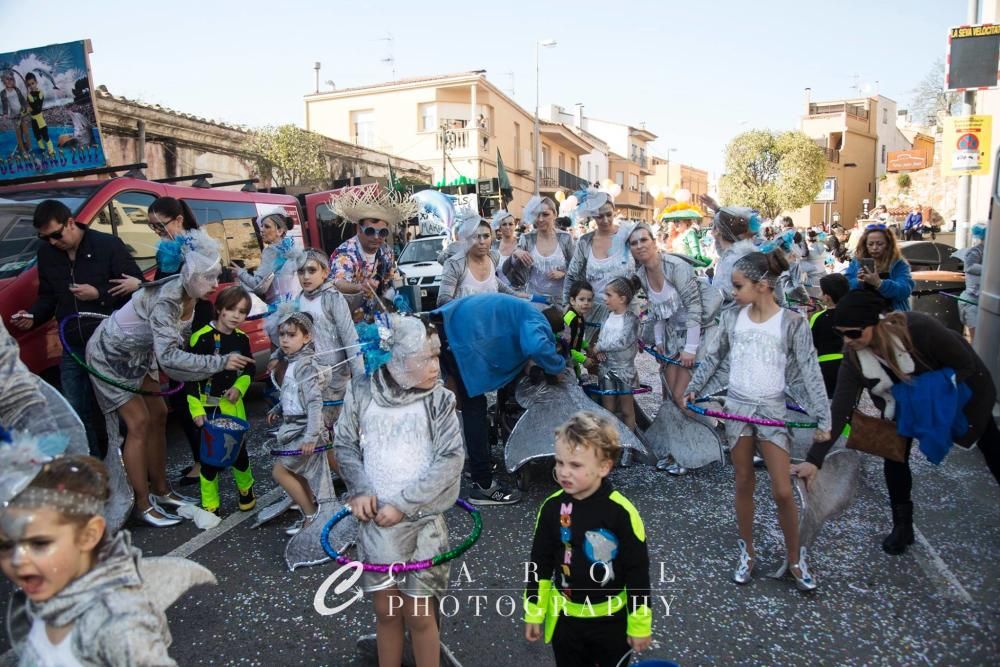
[60,349,100,457]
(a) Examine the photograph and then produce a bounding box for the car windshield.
[0,186,100,280]
[398,237,445,264]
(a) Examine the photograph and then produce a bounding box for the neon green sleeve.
[523,578,552,624]
[232,374,252,397]
[627,602,652,638]
[187,394,206,419]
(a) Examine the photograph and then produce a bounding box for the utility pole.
[955,0,981,250]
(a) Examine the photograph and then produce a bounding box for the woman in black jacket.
[793,290,999,555]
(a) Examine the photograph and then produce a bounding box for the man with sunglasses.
[330,217,397,318]
[10,199,143,456]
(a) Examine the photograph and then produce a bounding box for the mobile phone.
[861,258,875,273]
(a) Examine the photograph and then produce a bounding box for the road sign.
[943,115,992,175]
[815,177,836,202]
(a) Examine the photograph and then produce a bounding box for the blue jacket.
[903,212,923,231]
[434,293,566,397]
[892,368,971,464]
[844,258,913,311]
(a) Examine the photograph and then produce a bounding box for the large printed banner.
[0,40,107,182]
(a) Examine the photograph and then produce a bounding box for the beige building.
[303,71,538,214]
[538,121,592,199]
[792,95,879,228]
[646,157,709,211]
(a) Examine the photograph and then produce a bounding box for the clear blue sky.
[0,0,968,175]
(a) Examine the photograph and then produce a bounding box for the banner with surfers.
[0,40,107,181]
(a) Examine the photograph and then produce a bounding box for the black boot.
[881,502,914,555]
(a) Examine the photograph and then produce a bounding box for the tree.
[718,130,827,220]
[248,124,327,188]
[909,57,961,129]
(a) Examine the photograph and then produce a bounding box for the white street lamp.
[534,38,557,195]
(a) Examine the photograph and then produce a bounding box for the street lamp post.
[534,39,557,196]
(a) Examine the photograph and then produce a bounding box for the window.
[351,109,376,147]
[102,191,158,271]
[882,109,888,124]
[419,104,437,132]
[558,152,565,171]
[542,146,550,170]
[629,174,639,191]
[185,199,260,273]
[615,171,625,187]
[514,123,521,169]
[881,145,887,164]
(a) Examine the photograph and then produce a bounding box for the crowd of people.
[1,183,997,666]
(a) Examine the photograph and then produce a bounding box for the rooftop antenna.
[503,71,515,97]
[313,61,321,94]
[378,34,396,80]
[850,73,861,97]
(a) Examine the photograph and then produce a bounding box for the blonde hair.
[854,227,904,274]
[554,411,622,464]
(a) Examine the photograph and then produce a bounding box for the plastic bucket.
[200,414,249,468]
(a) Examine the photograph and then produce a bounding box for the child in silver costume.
[685,251,831,592]
[335,315,464,667]
[1,443,214,667]
[592,276,641,431]
[268,312,333,537]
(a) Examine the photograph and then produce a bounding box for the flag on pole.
[497,148,511,191]
[496,148,511,208]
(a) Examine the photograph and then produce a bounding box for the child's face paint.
[553,439,613,501]
[0,508,94,603]
[296,260,328,291]
[604,288,627,314]
[396,335,441,390]
[570,290,594,316]
[217,302,250,332]
[278,326,309,355]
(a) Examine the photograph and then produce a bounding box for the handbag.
[845,409,908,463]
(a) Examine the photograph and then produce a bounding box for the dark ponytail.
[606,275,642,304]
[149,196,199,231]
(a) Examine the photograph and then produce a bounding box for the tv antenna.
[378,34,397,80]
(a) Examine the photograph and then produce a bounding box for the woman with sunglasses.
[844,224,913,312]
[438,220,522,305]
[147,196,218,488]
[507,195,574,308]
[233,213,297,303]
[492,210,520,288]
[562,189,633,322]
[794,289,1000,555]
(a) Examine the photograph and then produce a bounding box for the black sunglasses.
[361,226,390,239]
[37,221,68,241]
[835,327,865,339]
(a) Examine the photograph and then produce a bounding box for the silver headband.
[6,487,105,516]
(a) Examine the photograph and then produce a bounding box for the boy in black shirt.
[524,412,652,666]
[809,273,850,397]
[186,286,256,515]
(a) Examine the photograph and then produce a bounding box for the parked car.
[899,240,963,272]
[0,176,364,381]
[396,235,447,311]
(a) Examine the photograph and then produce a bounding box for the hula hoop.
[686,397,817,429]
[270,443,335,457]
[582,383,653,397]
[941,291,978,306]
[323,399,344,407]
[58,313,185,397]
[320,498,482,572]
[637,340,700,368]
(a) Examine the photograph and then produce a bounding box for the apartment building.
[303,71,538,213]
[793,94,879,227]
[647,157,709,206]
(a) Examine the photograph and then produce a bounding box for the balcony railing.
[537,167,589,192]
[822,148,840,163]
[808,102,869,121]
[630,155,649,169]
[435,128,489,153]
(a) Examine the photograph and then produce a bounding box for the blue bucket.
[200,414,249,468]
[634,661,680,667]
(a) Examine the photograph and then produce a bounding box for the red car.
[0,177,360,382]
